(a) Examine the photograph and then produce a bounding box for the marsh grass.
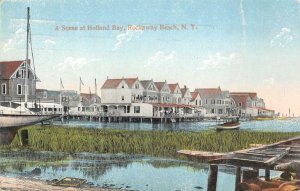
[6,125,300,158]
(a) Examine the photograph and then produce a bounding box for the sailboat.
[0,7,59,143]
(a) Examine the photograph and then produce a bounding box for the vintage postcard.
[0,0,300,191]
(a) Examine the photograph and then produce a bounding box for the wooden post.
[235,166,241,189]
[207,164,218,191]
[265,169,270,181]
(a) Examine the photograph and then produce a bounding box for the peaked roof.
[101,78,138,89]
[154,82,166,91]
[231,92,257,99]
[180,86,189,97]
[194,88,222,98]
[140,80,152,89]
[0,60,25,79]
[168,84,179,93]
[230,94,249,109]
[191,92,200,101]
[80,93,99,100]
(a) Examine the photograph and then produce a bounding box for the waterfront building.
[194,87,235,117]
[140,80,159,103]
[69,93,101,115]
[230,92,274,117]
[168,83,182,104]
[0,60,38,102]
[101,77,151,117]
[101,77,205,118]
[154,81,172,104]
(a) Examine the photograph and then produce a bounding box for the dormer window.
[122,84,124,88]
[135,84,139,89]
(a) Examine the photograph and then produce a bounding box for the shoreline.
[0,176,118,191]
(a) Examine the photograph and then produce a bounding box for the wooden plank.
[235,151,276,158]
[263,147,290,165]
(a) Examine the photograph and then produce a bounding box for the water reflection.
[0,151,237,191]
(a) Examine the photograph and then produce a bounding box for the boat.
[216,116,240,131]
[0,7,59,143]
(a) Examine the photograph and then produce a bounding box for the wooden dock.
[61,114,204,123]
[200,136,300,191]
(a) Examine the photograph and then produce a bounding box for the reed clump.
[10,126,300,158]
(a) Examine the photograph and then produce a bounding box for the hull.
[0,114,59,144]
[216,124,240,131]
[0,114,59,128]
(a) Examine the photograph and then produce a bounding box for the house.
[154,81,172,104]
[194,87,235,117]
[168,83,182,104]
[230,93,252,116]
[230,92,273,117]
[190,91,206,116]
[69,93,101,115]
[180,85,192,105]
[101,77,152,117]
[0,60,38,102]
[140,80,159,103]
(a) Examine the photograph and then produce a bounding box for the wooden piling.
[265,169,270,181]
[235,166,241,189]
[207,164,218,191]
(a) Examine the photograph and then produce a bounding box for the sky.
[0,0,300,116]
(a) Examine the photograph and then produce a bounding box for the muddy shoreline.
[0,176,119,191]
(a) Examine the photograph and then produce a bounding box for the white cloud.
[45,39,56,46]
[264,77,275,88]
[270,28,293,47]
[144,51,177,68]
[197,52,238,71]
[1,28,26,53]
[53,57,95,72]
[113,27,143,50]
[240,0,247,47]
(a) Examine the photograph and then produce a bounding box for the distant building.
[0,60,38,102]
[230,92,274,117]
[194,87,235,117]
[36,89,78,113]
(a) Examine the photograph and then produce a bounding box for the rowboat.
[216,116,240,131]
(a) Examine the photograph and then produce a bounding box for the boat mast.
[24,7,30,105]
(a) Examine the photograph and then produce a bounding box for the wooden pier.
[201,136,300,191]
[61,113,204,123]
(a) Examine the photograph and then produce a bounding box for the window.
[17,84,22,95]
[195,100,198,105]
[43,91,47,98]
[1,83,6,94]
[134,106,140,113]
[135,84,139,89]
[127,106,130,113]
[218,109,223,114]
[121,84,124,88]
[211,109,215,113]
[239,102,242,107]
[121,96,124,101]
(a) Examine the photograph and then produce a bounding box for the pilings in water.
[207,164,218,191]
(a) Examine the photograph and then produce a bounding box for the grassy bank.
[6,126,300,158]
